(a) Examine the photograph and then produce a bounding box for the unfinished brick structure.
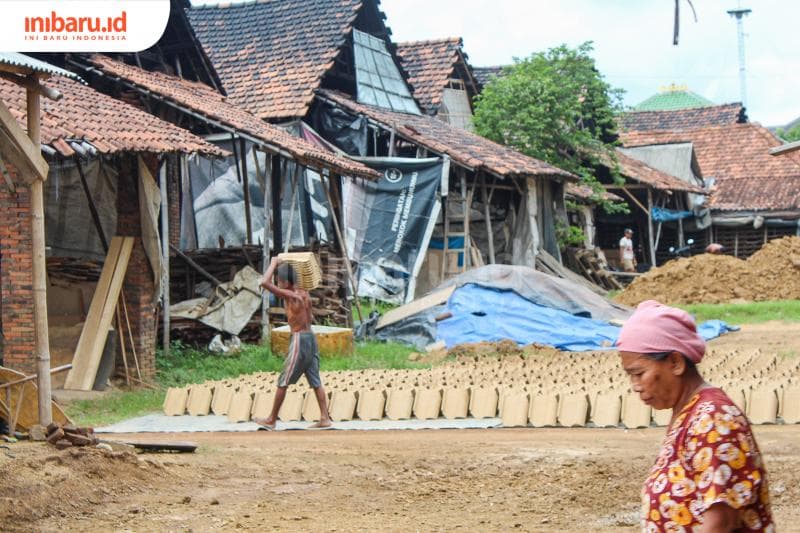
[0,164,35,375]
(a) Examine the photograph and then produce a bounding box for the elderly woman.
[617,300,774,532]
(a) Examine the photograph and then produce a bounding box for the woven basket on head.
[277,252,322,290]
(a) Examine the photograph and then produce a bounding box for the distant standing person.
[255,257,332,430]
[706,243,726,255]
[619,228,637,272]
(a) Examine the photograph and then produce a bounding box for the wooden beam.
[259,150,272,344]
[240,138,252,244]
[26,83,53,425]
[0,98,48,182]
[480,172,495,264]
[619,186,650,215]
[160,162,170,357]
[271,155,283,253]
[647,187,656,266]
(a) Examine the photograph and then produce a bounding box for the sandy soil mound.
[0,446,172,528]
[616,236,800,305]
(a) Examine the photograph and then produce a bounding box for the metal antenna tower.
[727,5,752,108]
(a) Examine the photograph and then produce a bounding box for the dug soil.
[616,236,800,305]
[2,324,799,532]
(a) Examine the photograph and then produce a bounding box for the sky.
[379,0,800,127]
[188,0,800,127]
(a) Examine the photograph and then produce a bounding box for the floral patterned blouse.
[642,387,774,532]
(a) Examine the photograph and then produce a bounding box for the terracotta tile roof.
[396,38,462,114]
[85,55,378,180]
[566,183,621,203]
[621,124,800,211]
[620,103,746,132]
[0,76,226,157]
[614,150,705,194]
[472,66,506,87]
[188,0,362,120]
[317,89,575,181]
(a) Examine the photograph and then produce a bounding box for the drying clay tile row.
[164,348,800,428]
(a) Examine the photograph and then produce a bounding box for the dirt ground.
[2,323,799,532]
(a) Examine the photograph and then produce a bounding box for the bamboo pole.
[258,149,272,344]
[240,139,252,245]
[159,160,170,357]
[647,187,656,267]
[27,82,52,427]
[323,173,363,324]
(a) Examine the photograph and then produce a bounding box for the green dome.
[633,84,715,111]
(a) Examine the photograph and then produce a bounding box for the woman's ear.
[669,351,687,376]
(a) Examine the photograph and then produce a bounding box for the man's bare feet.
[254,417,276,430]
[308,419,332,429]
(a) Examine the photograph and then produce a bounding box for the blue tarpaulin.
[436,284,736,351]
[652,206,693,222]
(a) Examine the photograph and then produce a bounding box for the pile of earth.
[616,236,800,305]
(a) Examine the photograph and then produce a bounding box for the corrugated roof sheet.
[317,89,575,181]
[0,75,226,157]
[614,150,705,194]
[0,53,84,82]
[84,55,378,179]
[621,124,800,211]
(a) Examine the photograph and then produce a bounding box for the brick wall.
[117,154,157,380]
[167,154,181,248]
[0,165,36,374]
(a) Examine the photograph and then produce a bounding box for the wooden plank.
[0,367,71,431]
[0,98,48,182]
[64,237,124,389]
[64,237,134,391]
[376,285,456,330]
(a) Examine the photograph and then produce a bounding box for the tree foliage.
[777,124,800,143]
[473,42,625,211]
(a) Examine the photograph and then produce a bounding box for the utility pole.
[727,5,752,108]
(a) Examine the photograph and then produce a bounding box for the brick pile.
[617,236,800,305]
[45,422,100,450]
[164,346,800,428]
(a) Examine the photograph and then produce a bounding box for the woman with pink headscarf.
[617,300,774,532]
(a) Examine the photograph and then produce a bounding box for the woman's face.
[619,351,683,410]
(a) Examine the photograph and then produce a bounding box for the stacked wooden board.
[164,346,800,428]
[277,251,322,290]
[64,236,134,391]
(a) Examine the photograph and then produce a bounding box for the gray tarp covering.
[375,264,631,349]
[185,137,333,251]
[45,158,118,261]
[170,266,263,336]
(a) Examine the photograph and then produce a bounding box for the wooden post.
[159,160,170,357]
[678,217,685,247]
[734,231,739,258]
[260,150,272,344]
[240,139,252,245]
[323,173,363,324]
[646,188,656,267]
[480,172,495,264]
[441,197,449,282]
[27,84,52,426]
[388,127,396,157]
[271,155,283,253]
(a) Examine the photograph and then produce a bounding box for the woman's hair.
[276,263,297,285]
[645,351,697,372]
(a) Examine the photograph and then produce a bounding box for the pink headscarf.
[616,300,706,363]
